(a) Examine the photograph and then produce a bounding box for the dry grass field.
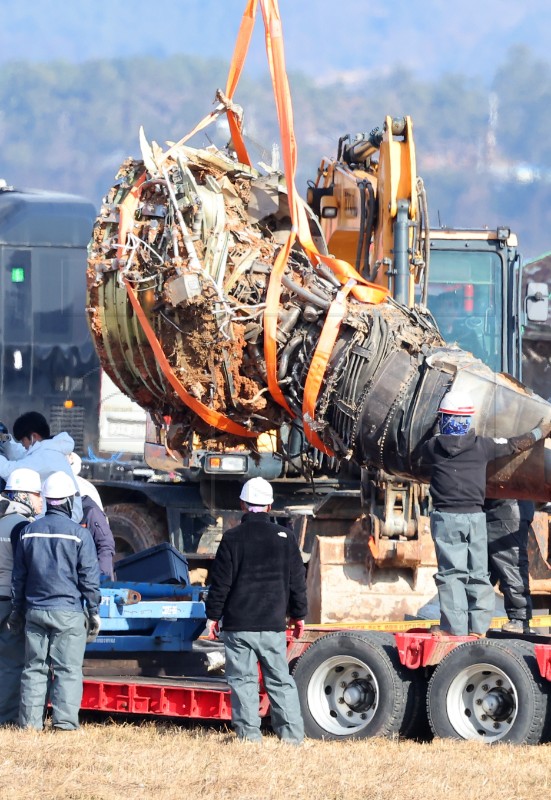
[0,718,550,800]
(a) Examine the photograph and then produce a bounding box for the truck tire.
[359,632,430,740]
[291,631,411,740]
[104,503,167,560]
[427,639,550,744]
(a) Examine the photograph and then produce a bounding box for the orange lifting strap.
[117,0,390,450]
[259,0,388,455]
[160,0,257,165]
[302,280,356,455]
[117,185,257,439]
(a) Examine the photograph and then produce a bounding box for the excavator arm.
[308,116,429,306]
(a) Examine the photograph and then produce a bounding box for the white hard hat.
[42,471,77,499]
[68,452,82,476]
[438,391,475,416]
[240,477,274,506]
[5,468,42,494]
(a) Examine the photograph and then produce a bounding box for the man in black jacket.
[422,390,551,637]
[205,477,307,744]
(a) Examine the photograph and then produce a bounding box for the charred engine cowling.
[87,143,551,501]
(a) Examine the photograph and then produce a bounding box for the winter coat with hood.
[421,427,541,514]
[205,511,308,632]
[0,433,82,522]
[81,495,115,579]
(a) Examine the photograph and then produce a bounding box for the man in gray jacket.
[0,469,42,724]
[0,412,82,522]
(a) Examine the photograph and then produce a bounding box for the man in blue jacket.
[9,471,101,731]
[205,477,307,745]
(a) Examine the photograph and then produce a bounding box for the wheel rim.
[445,661,518,741]
[306,655,379,736]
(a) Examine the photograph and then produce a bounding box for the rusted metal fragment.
[527,510,551,593]
[306,533,438,623]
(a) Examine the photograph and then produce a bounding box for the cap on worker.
[240,477,274,506]
[68,452,82,476]
[42,471,77,500]
[5,468,42,494]
[438,391,475,416]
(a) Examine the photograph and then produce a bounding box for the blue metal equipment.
[86,582,207,654]
[85,543,208,655]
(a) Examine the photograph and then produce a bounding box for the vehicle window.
[426,250,502,372]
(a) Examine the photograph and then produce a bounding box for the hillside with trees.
[1,46,551,257]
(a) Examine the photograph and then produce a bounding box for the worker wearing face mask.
[422,391,551,638]
[0,412,82,523]
[0,468,42,725]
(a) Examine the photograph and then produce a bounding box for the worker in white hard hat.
[67,453,103,510]
[0,411,82,523]
[0,468,42,725]
[205,476,307,744]
[8,471,101,731]
[421,389,551,638]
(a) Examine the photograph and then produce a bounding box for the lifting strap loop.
[224,0,258,166]
[259,0,389,426]
[302,280,356,455]
[160,0,257,166]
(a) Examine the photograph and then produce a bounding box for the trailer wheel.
[291,631,411,740]
[104,503,167,560]
[427,639,550,744]
[361,632,430,741]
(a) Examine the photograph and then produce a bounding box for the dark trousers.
[487,517,532,622]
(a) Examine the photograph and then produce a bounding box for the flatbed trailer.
[81,623,551,745]
[82,675,234,721]
[84,553,551,743]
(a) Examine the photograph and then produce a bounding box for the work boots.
[501,619,530,634]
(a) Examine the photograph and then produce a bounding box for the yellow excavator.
[308,116,428,308]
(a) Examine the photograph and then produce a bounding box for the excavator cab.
[426,227,521,376]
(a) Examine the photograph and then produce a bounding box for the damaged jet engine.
[87,142,551,502]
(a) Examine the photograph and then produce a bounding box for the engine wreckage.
[87,140,551,503]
